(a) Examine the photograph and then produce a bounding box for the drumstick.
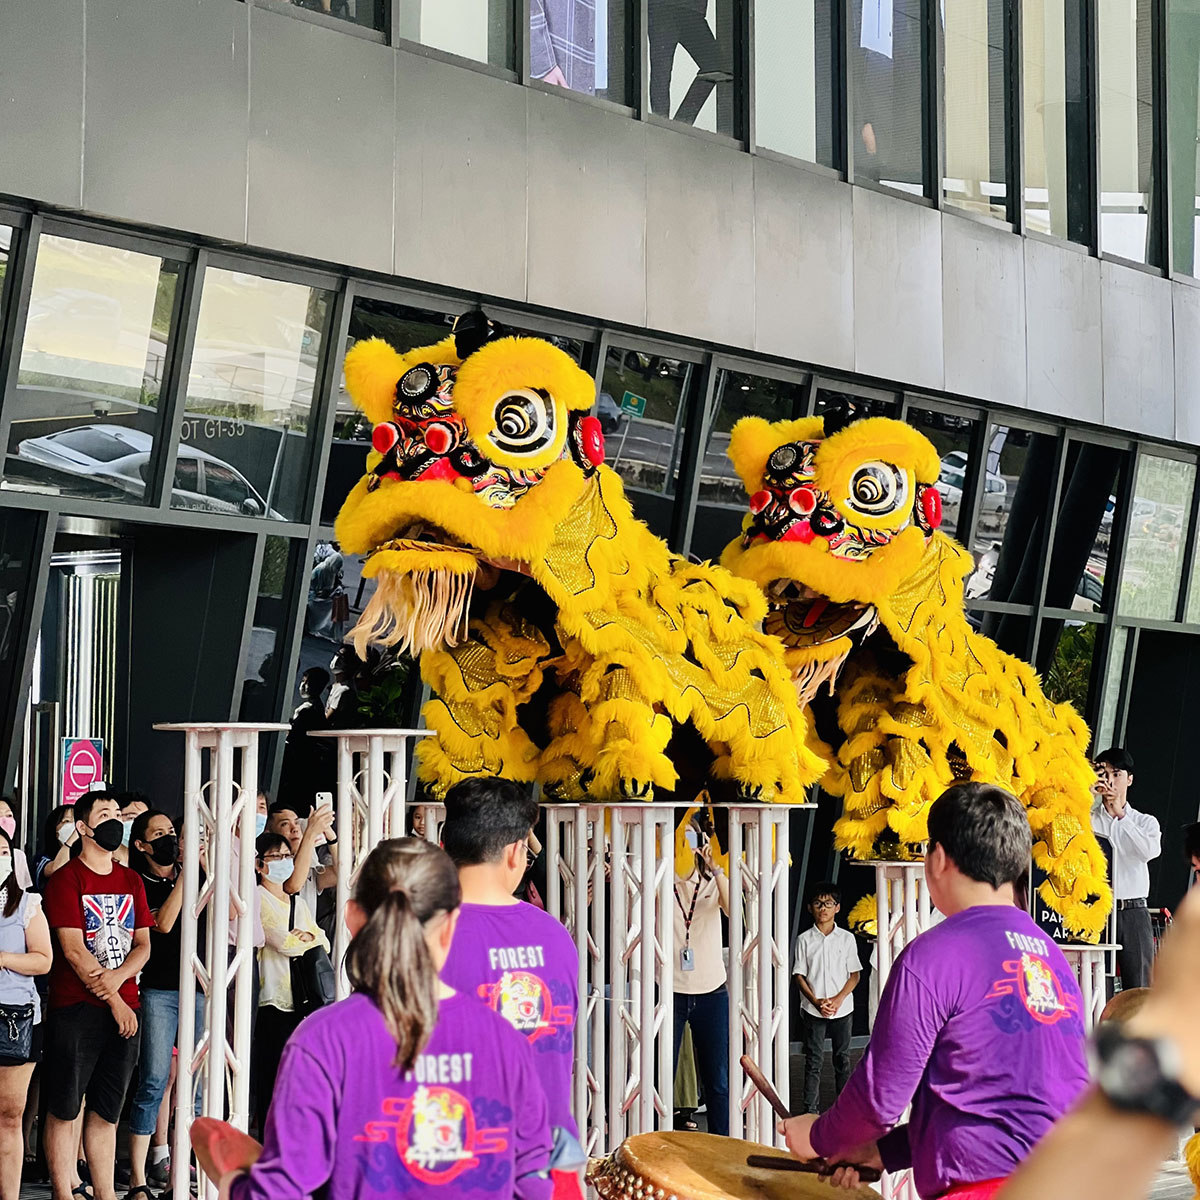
[746,1154,882,1184]
[739,1054,790,1123]
[741,1054,883,1185]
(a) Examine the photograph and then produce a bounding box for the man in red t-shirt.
[43,790,152,1200]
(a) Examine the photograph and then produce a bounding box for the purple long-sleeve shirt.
[812,905,1089,1198]
[230,992,552,1200]
[440,901,580,1138]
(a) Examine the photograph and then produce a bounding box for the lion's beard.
[349,567,477,658]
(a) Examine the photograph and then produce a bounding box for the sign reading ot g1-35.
[61,738,104,804]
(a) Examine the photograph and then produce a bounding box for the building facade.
[1,0,1198,909]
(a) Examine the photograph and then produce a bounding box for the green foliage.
[1044,622,1097,713]
[259,537,290,598]
[356,657,414,726]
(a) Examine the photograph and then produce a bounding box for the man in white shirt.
[794,882,862,1113]
[1091,747,1160,989]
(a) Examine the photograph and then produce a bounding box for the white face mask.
[57,823,74,846]
[0,858,14,887]
[265,859,293,885]
[121,819,134,847]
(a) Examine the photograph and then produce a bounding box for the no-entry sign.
[61,738,104,804]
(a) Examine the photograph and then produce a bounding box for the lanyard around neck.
[674,878,700,945]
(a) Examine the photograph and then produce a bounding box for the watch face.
[1108,1041,1160,1096]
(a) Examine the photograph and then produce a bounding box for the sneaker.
[147,1158,170,1188]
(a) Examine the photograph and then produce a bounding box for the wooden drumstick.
[746,1155,883,1184]
[740,1054,790,1123]
[741,1054,883,1185]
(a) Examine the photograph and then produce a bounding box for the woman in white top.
[672,815,730,1137]
[253,832,329,1134]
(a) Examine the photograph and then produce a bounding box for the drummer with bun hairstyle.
[781,783,1090,1200]
[217,838,553,1200]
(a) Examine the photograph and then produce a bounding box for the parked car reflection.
[16,424,277,517]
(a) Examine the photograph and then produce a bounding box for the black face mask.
[89,818,125,853]
[148,834,178,867]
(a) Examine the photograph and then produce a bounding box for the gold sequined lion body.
[720,413,1111,940]
[334,317,822,804]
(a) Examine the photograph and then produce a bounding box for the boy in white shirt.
[794,882,862,1114]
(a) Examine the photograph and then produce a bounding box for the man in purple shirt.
[781,782,1091,1199]
[438,778,582,1190]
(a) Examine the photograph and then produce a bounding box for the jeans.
[129,988,206,1136]
[1116,903,1154,990]
[673,986,729,1137]
[800,1010,852,1113]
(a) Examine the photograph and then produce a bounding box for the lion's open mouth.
[763,582,879,705]
[765,581,878,648]
[349,523,534,658]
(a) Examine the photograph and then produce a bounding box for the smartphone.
[313,793,334,845]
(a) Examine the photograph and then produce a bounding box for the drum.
[587,1131,878,1200]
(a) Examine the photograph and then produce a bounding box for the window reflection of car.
[938,457,1007,525]
[16,424,277,517]
[1072,565,1106,613]
[594,392,624,434]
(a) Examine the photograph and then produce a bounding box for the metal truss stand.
[153,722,289,1200]
[545,802,804,1154]
[726,804,793,1145]
[309,729,431,997]
[865,861,936,1200]
[1061,943,1120,1030]
[543,804,675,1156]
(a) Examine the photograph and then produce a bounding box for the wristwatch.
[1092,1023,1199,1126]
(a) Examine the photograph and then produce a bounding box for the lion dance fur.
[334,319,823,806]
[721,413,1112,941]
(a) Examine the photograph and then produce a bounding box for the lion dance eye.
[488,389,557,456]
[847,461,908,517]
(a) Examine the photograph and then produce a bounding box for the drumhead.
[591,1131,878,1199]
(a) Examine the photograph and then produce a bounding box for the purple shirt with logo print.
[440,902,580,1139]
[811,905,1089,1198]
[231,991,551,1200]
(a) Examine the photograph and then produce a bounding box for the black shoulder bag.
[288,894,336,1017]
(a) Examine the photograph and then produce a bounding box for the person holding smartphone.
[672,813,731,1136]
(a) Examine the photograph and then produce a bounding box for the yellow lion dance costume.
[720,410,1111,940]
[334,314,822,804]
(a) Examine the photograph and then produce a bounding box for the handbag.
[0,1002,33,1060]
[287,896,336,1017]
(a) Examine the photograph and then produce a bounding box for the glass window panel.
[395,0,513,69]
[814,387,897,419]
[968,425,1059,603]
[754,1,837,167]
[1098,0,1156,263]
[850,0,926,194]
[1095,624,1128,746]
[1045,442,1128,613]
[240,535,293,722]
[1022,0,1090,243]
[908,408,977,542]
[599,346,698,538]
[530,0,631,104]
[294,0,385,30]
[320,297,456,526]
[6,235,181,504]
[690,371,807,564]
[971,608,1032,658]
[176,269,332,524]
[1118,453,1196,619]
[1038,618,1099,714]
[942,0,1008,219]
[1168,1,1200,276]
[0,225,10,300]
[648,0,740,136]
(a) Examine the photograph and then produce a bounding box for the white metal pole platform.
[1061,944,1120,1030]
[153,721,289,1200]
[308,728,432,998]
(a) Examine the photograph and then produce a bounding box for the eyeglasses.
[812,899,838,909]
